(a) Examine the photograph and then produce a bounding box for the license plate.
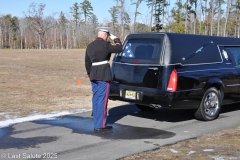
[125,90,136,99]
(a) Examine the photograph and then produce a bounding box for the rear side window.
[116,39,162,64]
[225,47,240,66]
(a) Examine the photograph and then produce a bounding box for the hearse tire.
[194,87,221,121]
[136,104,154,111]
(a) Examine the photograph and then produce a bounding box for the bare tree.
[203,0,208,34]
[0,16,3,48]
[185,0,189,33]
[210,0,214,36]
[146,0,155,31]
[19,18,29,49]
[199,0,203,34]
[114,0,131,38]
[131,0,143,32]
[224,0,232,36]
[25,3,53,49]
[216,0,225,36]
[189,0,198,34]
[232,0,240,37]
[70,2,81,48]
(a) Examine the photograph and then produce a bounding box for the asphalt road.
[1,103,240,160]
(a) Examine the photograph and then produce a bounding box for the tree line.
[0,0,239,49]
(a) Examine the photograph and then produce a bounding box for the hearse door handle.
[148,67,158,70]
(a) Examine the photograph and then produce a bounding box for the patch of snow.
[0,109,91,128]
[203,149,215,152]
[187,151,196,155]
[210,156,225,160]
[170,149,179,153]
[0,112,19,117]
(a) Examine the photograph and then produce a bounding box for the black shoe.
[94,126,113,132]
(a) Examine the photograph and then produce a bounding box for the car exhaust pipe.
[150,104,162,108]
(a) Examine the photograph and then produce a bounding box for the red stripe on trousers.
[102,82,110,128]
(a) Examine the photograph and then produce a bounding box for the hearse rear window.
[116,39,162,64]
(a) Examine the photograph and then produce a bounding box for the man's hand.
[109,34,117,40]
[109,34,121,45]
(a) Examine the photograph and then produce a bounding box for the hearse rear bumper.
[109,84,202,109]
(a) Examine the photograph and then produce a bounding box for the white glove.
[109,34,117,40]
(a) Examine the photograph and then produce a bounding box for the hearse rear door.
[221,46,240,101]
[112,36,164,90]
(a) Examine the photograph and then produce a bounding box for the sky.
[0,0,152,23]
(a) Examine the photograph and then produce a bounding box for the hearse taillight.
[167,69,178,92]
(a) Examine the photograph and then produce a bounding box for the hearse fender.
[203,78,224,102]
[203,78,223,90]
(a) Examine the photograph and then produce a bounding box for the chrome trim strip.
[177,68,235,74]
[226,84,240,87]
[113,61,222,66]
[148,67,159,70]
[174,88,202,93]
[113,62,160,66]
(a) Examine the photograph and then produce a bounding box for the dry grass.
[123,126,240,160]
[0,49,124,120]
[1,49,240,159]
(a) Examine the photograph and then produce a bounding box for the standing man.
[85,27,123,131]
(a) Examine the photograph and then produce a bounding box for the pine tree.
[114,0,131,38]
[169,0,185,33]
[146,0,169,32]
[70,2,81,26]
[58,12,68,49]
[109,6,119,34]
[88,14,98,31]
[80,0,93,24]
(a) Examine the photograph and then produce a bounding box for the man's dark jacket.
[85,38,123,81]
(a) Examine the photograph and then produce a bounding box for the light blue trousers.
[91,80,110,128]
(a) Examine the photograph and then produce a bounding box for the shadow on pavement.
[0,126,58,149]
[33,116,176,140]
[0,111,176,149]
[108,102,240,124]
[107,103,195,124]
[221,103,240,114]
[1,103,239,149]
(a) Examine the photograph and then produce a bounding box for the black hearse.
[109,32,240,121]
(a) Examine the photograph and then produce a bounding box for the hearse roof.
[126,32,240,66]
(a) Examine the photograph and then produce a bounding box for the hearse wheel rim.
[203,92,219,117]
